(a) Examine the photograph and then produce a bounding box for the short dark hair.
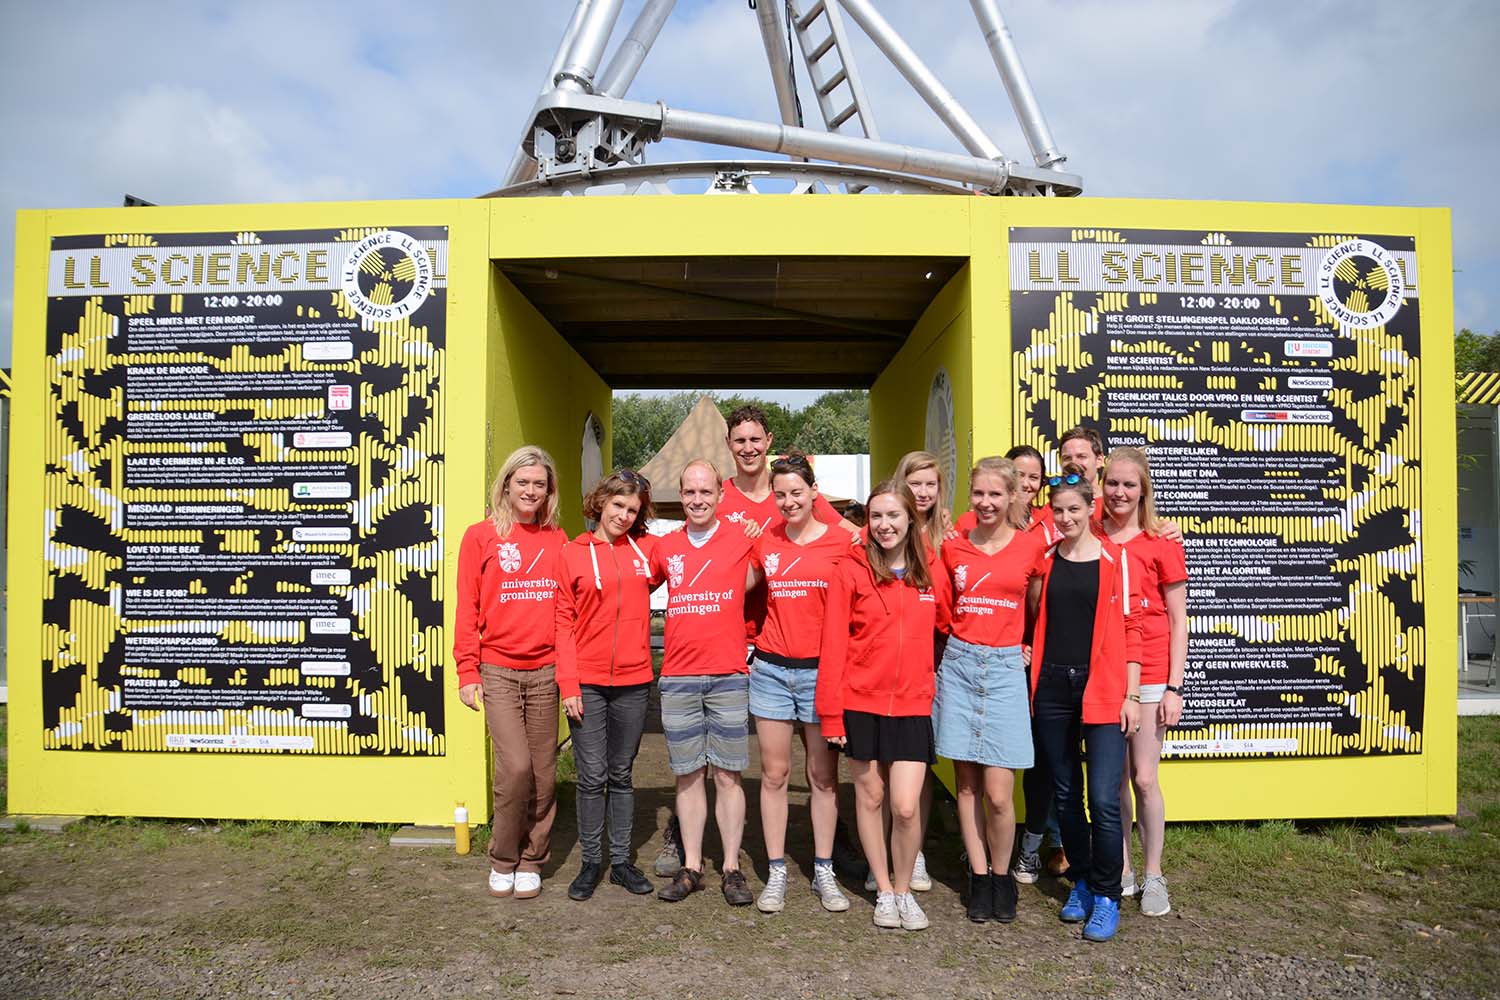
[582,469,654,537]
[1059,425,1105,457]
[726,405,772,437]
[1005,444,1044,465]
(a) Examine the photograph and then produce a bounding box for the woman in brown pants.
[454,446,568,899]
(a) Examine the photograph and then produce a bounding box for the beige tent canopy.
[635,395,850,521]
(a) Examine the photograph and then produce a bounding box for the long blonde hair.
[490,445,560,536]
[1104,447,1164,535]
[969,456,1028,531]
[893,450,946,555]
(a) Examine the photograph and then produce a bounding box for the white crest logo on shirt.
[764,552,780,577]
[954,564,968,593]
[667,553,685,588]
[497,542,523,573]
[633,558,649,577]
[726,511,745,523]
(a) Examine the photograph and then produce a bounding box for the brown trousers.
[480,663,559,874]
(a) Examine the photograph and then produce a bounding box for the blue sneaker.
[1083,894,1120,942]
[1060,879,1093,923]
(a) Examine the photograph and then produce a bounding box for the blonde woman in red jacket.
[818,481,940,932]
[1026,465,1144,943]
[555,470,663,902]
[454,446,567,901]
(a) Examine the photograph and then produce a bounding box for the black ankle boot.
[610,862,655,895]
[966,871,994,923]
[568,861,604,901]
[992,871,1018,923]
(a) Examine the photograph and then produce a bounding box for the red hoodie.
[816,548,939,738]
[453,519,567,687]
[554,532,663,699]
[1028,537,1144,725]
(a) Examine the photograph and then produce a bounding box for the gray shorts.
[659,674,750,775]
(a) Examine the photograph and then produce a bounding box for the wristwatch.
[1165,684,1183,695]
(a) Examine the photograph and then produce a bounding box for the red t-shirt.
[751,524,851,661]
[1121,532,1188,684]
[940,529,1045,647]
[721,478,844,639]
[650,524,756,677]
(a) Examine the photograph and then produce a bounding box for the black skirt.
[841,710,936,764]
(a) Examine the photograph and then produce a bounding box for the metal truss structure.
[489,0,1081,198]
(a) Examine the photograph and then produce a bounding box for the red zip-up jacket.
[816,548,939,739]
[453,519,567,687]
[554,532,663,700]
[1029,537,1144,725]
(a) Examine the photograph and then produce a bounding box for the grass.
[2,706,1499,995]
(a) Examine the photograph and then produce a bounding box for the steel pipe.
[502,1,598,188]
[554,0,625,92]
[598,0,677,98]
[754,0,803,129]
[969,0,1065,168]
[658,105,1011,191]
[835,0,1003,161]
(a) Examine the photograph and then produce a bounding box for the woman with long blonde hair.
[454,446,568,901]
[1100,447,1187,918]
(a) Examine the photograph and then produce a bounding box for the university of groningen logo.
[340,230,433,322]
[1315,238,1405,330]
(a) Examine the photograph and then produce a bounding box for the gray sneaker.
[757,864,788,913]
[1140,873,1171,916]
[1121,870,1138,897]
[864,868,880,892]
[895,891,929,930]
[910,851,933,892]
[1011,849,1042,885]
[873,891,900,928]
[812,864,850,912]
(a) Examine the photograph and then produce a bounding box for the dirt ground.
[2,702,1497,1000]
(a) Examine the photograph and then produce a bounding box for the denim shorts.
[748,655,819,725]
[933,637,1033,769]
[659,674,750,775]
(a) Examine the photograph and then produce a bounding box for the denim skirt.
[933,636,1033,769]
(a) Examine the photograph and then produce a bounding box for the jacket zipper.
[891,581,902,717]
[608,541,622,684]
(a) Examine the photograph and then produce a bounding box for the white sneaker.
[910,851,933,892]
[488,870,515,898]
[812,864,850,912]
[895,891,929,930]
[872,891,900,928]
[513,871,542,899]
[864,869,880,892]
[757,864,788,913]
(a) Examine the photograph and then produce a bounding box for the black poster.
[44,227,448,754]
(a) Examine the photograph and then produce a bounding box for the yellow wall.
[8,200,492,824]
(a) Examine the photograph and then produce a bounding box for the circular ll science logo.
[1316,238,1404,330]
[340,230,433,323]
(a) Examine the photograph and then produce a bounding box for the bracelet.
[1126,693,1141,703]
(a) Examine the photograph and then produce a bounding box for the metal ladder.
[787,0,879,140]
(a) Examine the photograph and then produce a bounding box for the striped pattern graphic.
[1011,226,1424,760]
[42,226,448,756]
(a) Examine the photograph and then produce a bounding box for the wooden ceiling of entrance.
[498,256,965,388]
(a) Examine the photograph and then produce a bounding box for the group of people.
[454,408,1187,943]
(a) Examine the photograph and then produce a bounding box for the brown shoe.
[657,867,704,902]
[722,868,753,907]
[1045,847,1069,878]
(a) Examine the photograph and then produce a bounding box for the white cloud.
[4,0,1498,373]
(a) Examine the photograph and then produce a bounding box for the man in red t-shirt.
[651,460,759,908]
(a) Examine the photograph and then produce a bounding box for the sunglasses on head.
[1047,473,1085,487]
[619,469,651,489]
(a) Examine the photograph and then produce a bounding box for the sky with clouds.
[3,0,1496,403]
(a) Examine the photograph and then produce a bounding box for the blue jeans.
[1031,661,1127,901]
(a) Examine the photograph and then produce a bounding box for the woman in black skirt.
[817,481,941,932]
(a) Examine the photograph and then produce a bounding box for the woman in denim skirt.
[935,458,1048,923]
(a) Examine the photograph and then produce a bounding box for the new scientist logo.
[1316,238,1405,329]
[340,230,433,323]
